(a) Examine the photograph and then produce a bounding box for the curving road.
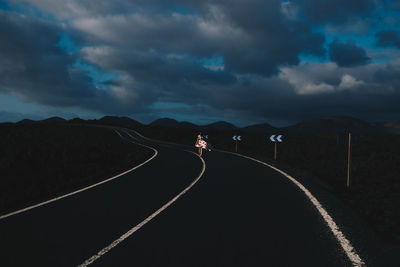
[0,127,393,266]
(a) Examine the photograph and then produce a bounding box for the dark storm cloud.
[296,0,377,24]
[72,0,324,76]
[132,59,400,126]
[6,0,326,81]
[2,0,400,126]
[374,60,400,84]
[104,50,235,86]
[205,62,400,125]
[376,30,400,49]
[329,39,370,67]
[0,11,91,102]
[0,10,147,114]
[202,0,324,75]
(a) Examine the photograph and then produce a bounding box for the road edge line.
[77,150,206,267]
[0,129,158,220]
[104,129,365,266]
[219,150,365,267]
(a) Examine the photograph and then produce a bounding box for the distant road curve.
[0,126,371,266]
[125,128,365,266]
[0,126,205,266]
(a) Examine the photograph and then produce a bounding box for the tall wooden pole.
[346,133,351,188]
[274,142,277,161]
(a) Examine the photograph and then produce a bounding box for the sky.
[1,0,400,127]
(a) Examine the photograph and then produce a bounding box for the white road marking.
[77,151,206,267]
[103,130,365,266]
[222,151,365,267]
[0,129,158,220]
[126,129,180,147]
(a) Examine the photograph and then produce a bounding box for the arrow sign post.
[269,135,283,142]
[269,135,283,160]
[233,135,242,152]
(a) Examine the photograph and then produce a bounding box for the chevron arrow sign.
[270,135,283,142]
[233,135,242,141]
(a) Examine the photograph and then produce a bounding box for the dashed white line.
[222,151,365,267]
[77,150,206,267]
[0,129,158,220]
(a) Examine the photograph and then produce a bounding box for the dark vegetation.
[1,115,399,245]
[0,123,152,215]
[112,117,400,245]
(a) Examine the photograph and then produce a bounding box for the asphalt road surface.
[0,127,397,266]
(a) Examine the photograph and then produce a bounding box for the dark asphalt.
[0,128,394,266]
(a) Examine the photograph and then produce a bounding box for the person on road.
[195,132,204,157]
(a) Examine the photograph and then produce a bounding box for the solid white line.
[221,151,365,267]
[77,151,206,267]
[126,129,183,147]
[116,130,157,153]
[121,131,364,265]
[0,129,158,221]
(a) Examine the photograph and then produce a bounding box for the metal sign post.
[233,135,242,152]
[269,135,283,160]
[338,132,359,188]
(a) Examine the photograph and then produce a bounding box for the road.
[0,127,394,266]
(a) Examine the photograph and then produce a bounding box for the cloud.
[375,30,400,49]
[69,2,324,76]
[329,39,370,67]
[280,1,299,20]
[338,74,366,90]
[10,0,139,19]
[1,0,400,126]
[280,61,398,95]
[0,10,144,115]
[272,60,400,123]
[279,63,337,95]
[295,0,377,24]
[0,11,91,101]
[3,0,326,81]
[324,18,372,35]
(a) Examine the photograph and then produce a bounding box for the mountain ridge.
[6,115,400,135]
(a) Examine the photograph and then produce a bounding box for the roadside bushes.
[0,124,152,215]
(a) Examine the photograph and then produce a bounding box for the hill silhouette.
[17,119,35,124]
[8,115,400,135]
[150,118,178,126]
[150,118,199,129]
[147,115,398,135]
[204,121,237,131]
[39,117,67,124]
[242,122,276,133]
[98,116,142,128]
